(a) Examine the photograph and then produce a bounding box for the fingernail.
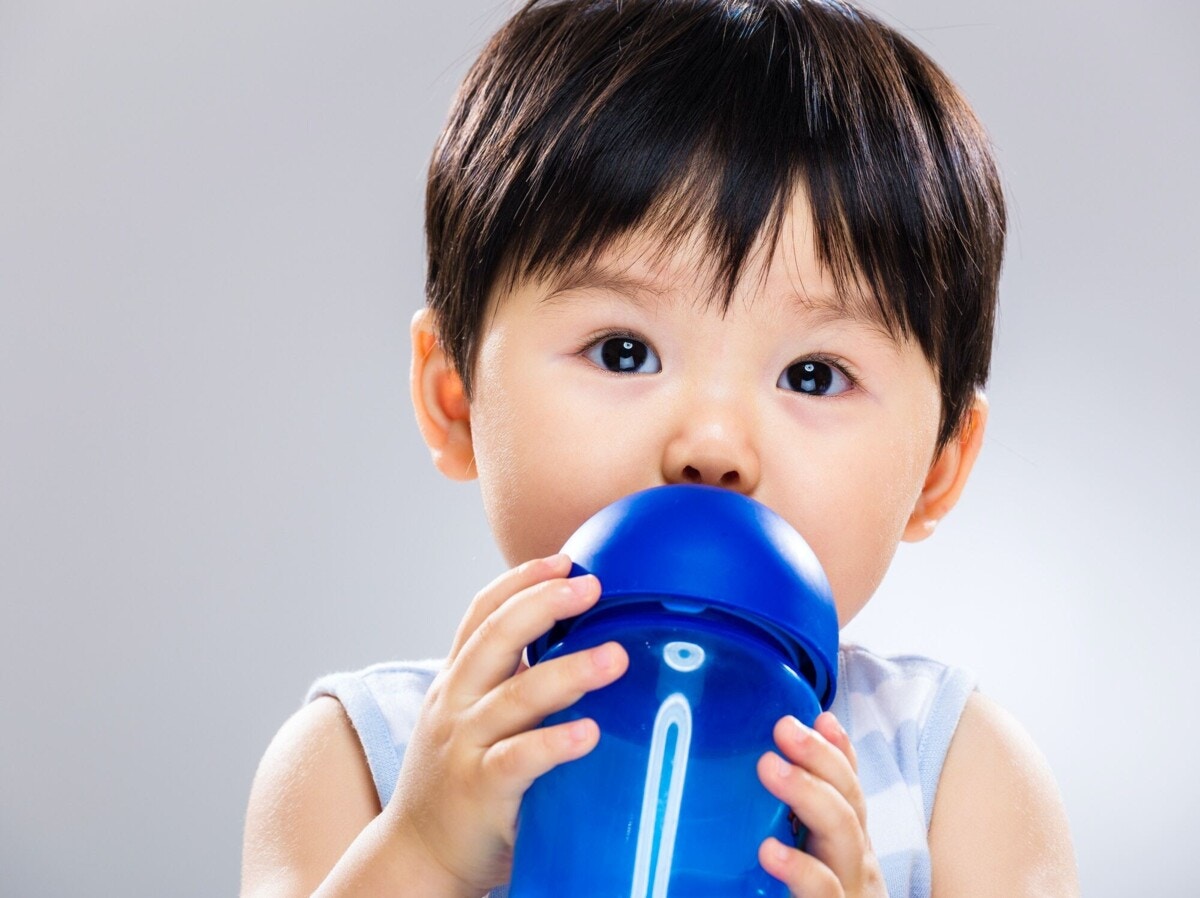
[567,720,592,743]
[545,552,570,570]
[568,574,597,597]
[826,713,847,741]
[774,754,792,779]
[592,642,617,671]
[789,716,811,742]
[770,837,791,864]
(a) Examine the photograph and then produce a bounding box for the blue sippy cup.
[508,484,839,898]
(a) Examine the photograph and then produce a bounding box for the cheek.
[469,389,563,563]
[805,493,903,626]
[792,437,932,626]
[468,372,649,566]
[820,526,901,626]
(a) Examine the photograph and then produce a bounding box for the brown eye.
[587,336,661,373]
[778,360,850,396]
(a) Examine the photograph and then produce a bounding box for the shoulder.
[305,659,443,804]
[240,696,382,897]
[929,691,1080,897]
[838,643,974,703]
[837,645,976,802]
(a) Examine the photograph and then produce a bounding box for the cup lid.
[527,484,839,709]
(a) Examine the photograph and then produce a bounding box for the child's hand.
[757,712,888,898]
[383,553,628,896]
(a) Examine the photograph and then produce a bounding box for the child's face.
[424,193,971,625]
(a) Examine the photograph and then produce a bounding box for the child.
[241,1,1078,895]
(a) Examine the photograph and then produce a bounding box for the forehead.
[527,197,901,340]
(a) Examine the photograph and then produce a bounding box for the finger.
[471,640,629,745]
[450,573,602,699]
[480,717,601,799]
[757,750,866,883]
[814,712,858,773]
[447,554,573,663]
[773,716,867,830]
[758,836,841,897]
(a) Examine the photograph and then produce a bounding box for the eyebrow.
[537,257,901,341]
[538,262,676,309]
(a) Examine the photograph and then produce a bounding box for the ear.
[903,391,989,543]
[410,308,476,481]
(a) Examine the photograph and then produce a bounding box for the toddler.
[240,1,1078,895]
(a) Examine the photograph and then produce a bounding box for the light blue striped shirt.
[307,643,975,898]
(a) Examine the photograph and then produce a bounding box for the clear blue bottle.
[509,484,839,898]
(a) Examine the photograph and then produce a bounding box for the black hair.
[425,0,1006,449]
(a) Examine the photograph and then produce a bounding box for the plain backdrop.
[2,1,1197,894]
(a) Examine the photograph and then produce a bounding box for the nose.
[661,401,761,494]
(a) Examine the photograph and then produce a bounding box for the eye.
[778,358,853,396]
[584,335,662,374]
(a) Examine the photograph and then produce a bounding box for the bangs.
[426,0,1005,446]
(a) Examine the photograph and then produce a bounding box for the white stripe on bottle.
[630,692,692,898]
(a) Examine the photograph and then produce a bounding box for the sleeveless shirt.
[305,643,975,898]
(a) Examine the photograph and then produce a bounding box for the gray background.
[1,0,1196,894]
